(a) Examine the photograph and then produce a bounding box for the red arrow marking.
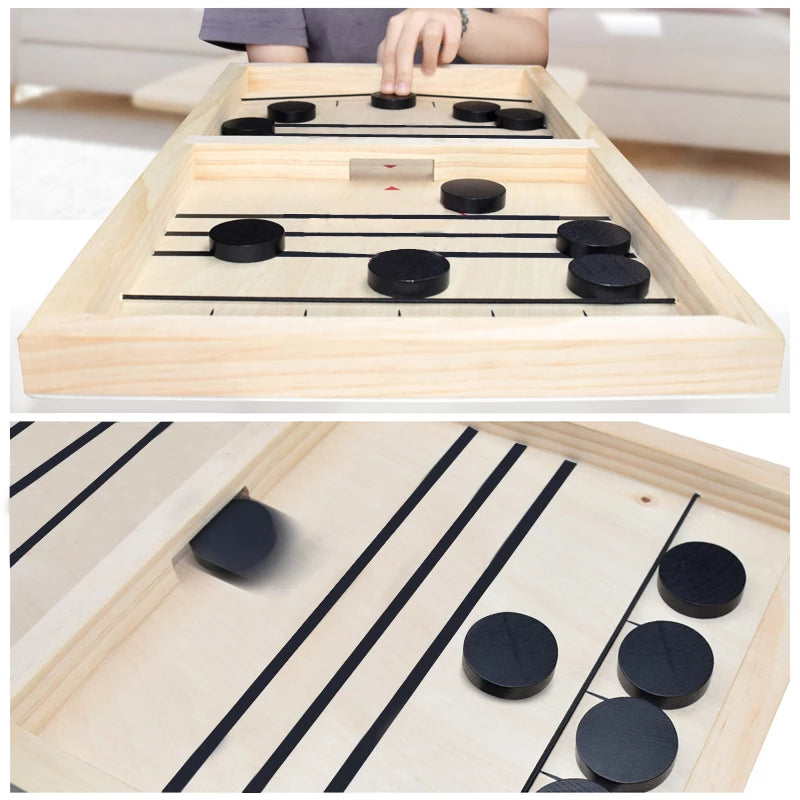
[385,186,400,191]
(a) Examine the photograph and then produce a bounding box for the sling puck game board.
[17,65,784,398]
[10,421,788,791]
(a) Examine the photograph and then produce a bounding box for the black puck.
[538,779,608,793]
[267,100,316,123]
[618,620,714,709]
[462,612,558,700]
[367,249,450,298]
[209,219,286,263]
[555,219,632,258]
[452,100,500,122]
[576,697,678,792]
[220,117,275,136]
[371,91,417,109]
[567,254,651,300]
[440,178,506,214]
[658,541,746,619]
[189,497,277,577]
[494,107,546,130]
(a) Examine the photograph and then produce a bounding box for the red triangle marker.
[384,164,397,168]
[385,186,400,191]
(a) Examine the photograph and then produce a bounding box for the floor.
[10,89,790,221]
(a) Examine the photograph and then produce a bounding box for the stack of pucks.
[371,91,417,109]
[220,117,275,136]
[494,107,546,130]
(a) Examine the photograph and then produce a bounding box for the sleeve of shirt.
[199,8,309,52]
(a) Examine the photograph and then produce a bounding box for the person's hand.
[377,8,463,96]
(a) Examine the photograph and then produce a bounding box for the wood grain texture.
[11,422,333,733]
[9,422,789,792]
[17,64,784,398]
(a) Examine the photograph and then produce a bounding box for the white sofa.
[10,7,789,154]
[548,8,789,154]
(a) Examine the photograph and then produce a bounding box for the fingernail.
[396,82,409,95]
[381,81,394,94]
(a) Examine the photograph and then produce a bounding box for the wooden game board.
[17,64,783,398]
[10,421,788,791]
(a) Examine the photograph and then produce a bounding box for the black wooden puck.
[367,249,450,298]
[267,100,316,123]
[618,620,714,709]
[567,254,650,300]
[462,612,558,700]
[209,219,286,263]
[494,107,546,130]
[538,779,608,793]
[576,697,678,792]
[453,100,500,122]
[220,117,275,136]
[371,91,417,109]
[556,220,631,258]
[440,178,506,214]
[189,498,277,577]
[658,541,746,619]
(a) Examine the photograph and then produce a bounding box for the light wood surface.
[10,422,789,792]
[17,64,784,398]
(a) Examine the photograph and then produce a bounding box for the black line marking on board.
[10,422,34,439]
[152,250,572,259]
[123,294,676,306]
[209,308,214,316]
[585,690,608,702]
[491,309,496,317]
[431,100,436,108]
[9,423,173,568]
[163,427,479,792]
[166,231,561,239]
[276,123,507,130]
[335,99,339,108]
[243,442,528,793]
[176,213,610,222]
[326,459,577,792]
[303,309,308,317]
[397,309,402,317]
[582,309,588,317]
[541,771,562,782]
[520,492,701,793]
[10,422,115,498]
[625,619,640,626]
[274,133,553,140]
[243,92,533,103]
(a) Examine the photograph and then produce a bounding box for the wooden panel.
[9,422,789,792]
[16,64,784,398]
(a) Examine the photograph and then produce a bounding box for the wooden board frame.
[10,421,788,792]
[18,64,784,397]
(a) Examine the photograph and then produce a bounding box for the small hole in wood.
[640,496,651,504]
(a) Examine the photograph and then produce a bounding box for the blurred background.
[9,7,790,220]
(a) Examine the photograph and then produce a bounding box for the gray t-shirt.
[200,8,471,63]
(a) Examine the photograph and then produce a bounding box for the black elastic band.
[243,442,527,792]
[9,423,172,567]
[10,422,34,439]
[271,133,552,139]
[520,492,701,792]
[165,232,560,239]
[326,459,577,791]
[10,422,115,498]
[122,294,674,306]
[175,213,610,221]
[163,426,477,792]
[243,92,533,104]
[152,250,570,259]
